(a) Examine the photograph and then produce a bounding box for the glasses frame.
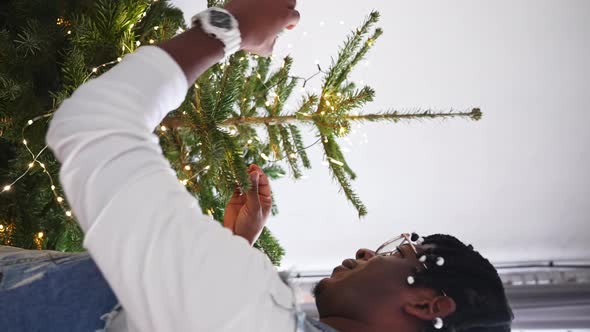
[375,233,447,296]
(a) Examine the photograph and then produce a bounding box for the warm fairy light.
[92,68,98,73]
[56,18,64,26]
[136,41,141,46]
[0,224,4,231]
[153,26,159,30]
[337,92,342,97]
[117,57,122,62]
[328,157,344,166]
[289,153,297,159]
[229,128,237,135]
[160,125,167,132]
[326,100,331,106]
[149,39,155,44]
[37,232,44,239]
[257,73,262,79]
[28,120,33,125]
[57,197,64,203]
[130,23,135,29]
[3,185,10,192]
[51,185,56,190]
[39,163,45,169]
[28,163,34,168]
[247,139,253,144]
[265,101,271,107]
[204,165,211,170]
[184,165,191,171]
[23,139,27,145]
[65,211,72,217]
[67,30,72,35]
[181,179,189,186]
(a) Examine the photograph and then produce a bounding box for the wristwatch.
[191,8,242,57]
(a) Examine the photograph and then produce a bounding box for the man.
[0,0,513,330]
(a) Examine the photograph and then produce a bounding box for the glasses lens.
[376,236,407,256]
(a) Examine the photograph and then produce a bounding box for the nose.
[355,248,376,260]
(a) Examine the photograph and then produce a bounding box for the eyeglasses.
[375,233,447,296]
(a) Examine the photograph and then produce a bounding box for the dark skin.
[157,0,455,330]
[314,245,456,332]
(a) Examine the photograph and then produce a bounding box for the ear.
[403,295,457,321]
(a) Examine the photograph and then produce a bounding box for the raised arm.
[46,0,300,331]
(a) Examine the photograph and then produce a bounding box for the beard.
[312,280,324,299]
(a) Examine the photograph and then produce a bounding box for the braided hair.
[414,234,513,332]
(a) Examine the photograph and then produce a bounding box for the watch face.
[209,10,232,30]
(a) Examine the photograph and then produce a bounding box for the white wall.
[171,0,590,271]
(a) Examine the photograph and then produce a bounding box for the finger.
[257,170,271,198]
[245,171,262,214]
[260,37,278,57]
[286,9,300,30]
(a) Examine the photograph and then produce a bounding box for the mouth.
[330,258,357,277]
[342,258,357,269]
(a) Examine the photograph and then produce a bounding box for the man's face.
[313,244,431,320]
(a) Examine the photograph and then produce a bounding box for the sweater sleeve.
[46,46,296,332]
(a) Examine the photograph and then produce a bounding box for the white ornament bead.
[433,317,444,329]
[436,257,445,266]
[407,276,415,285]
[419,255,427,263]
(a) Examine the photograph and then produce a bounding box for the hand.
[225,0,300,56]
[223,165,272,245]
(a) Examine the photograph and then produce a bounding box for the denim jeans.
[0,246,337,332]
[0,246,120,332]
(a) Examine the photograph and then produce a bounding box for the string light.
[2,2,165,239]
[160,125,167,132]
[0,224,4,232]
[184,165,191,171]
[153,26,159,30]
[149,39,155,44]
[328,157,344,166]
